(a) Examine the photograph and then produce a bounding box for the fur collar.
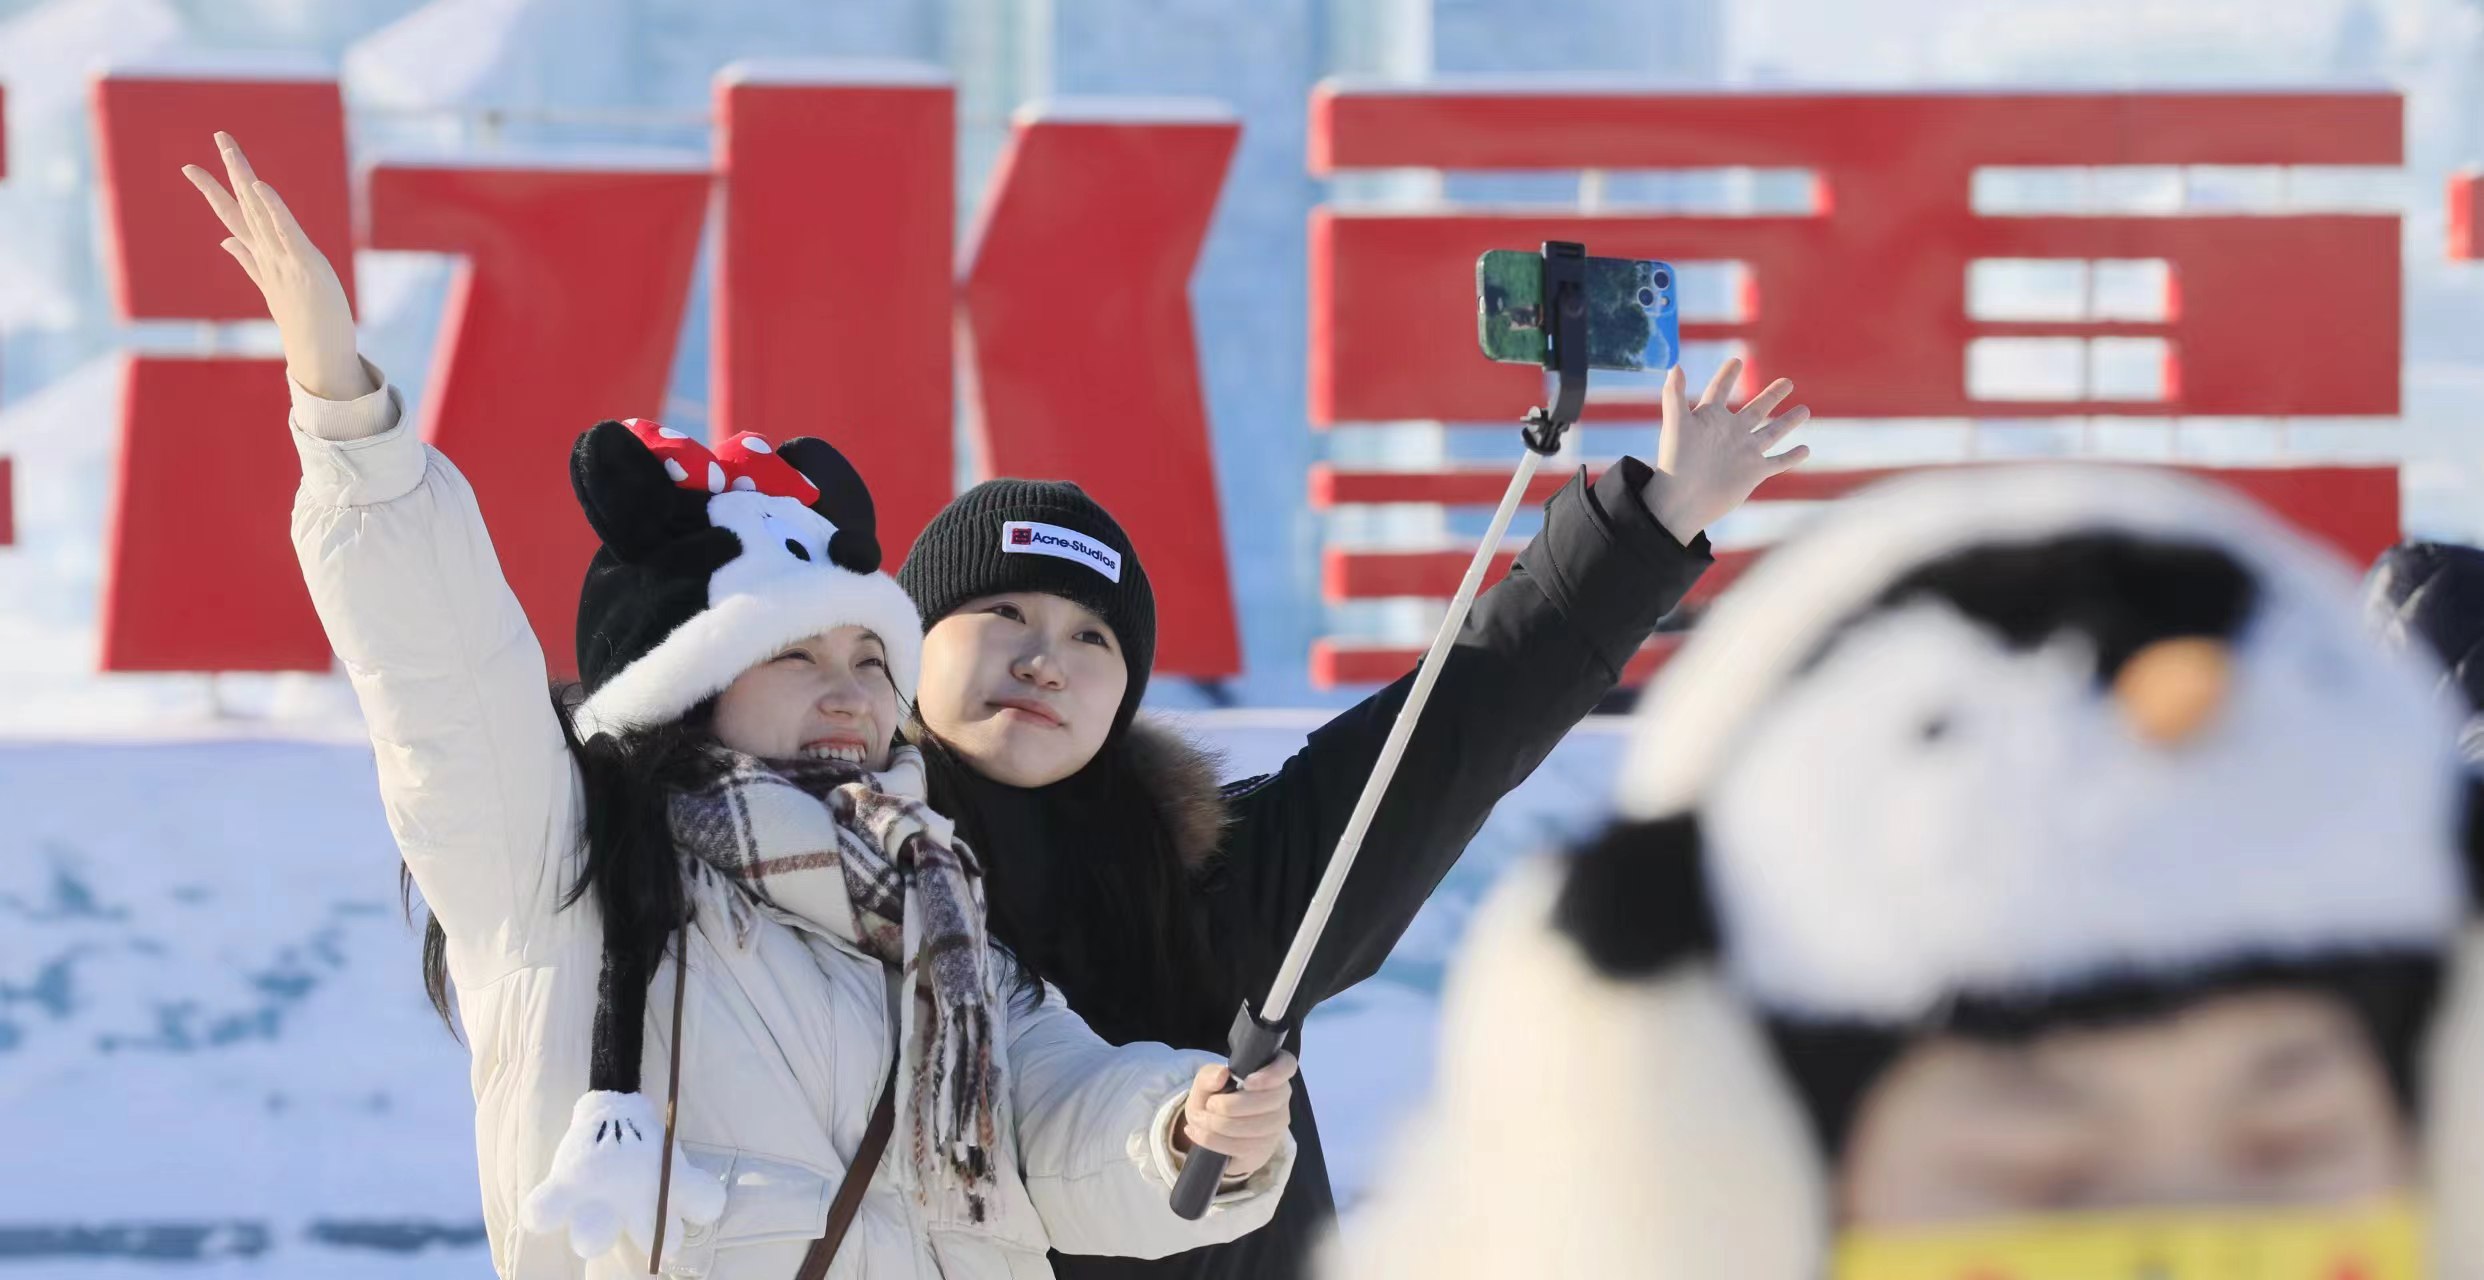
[1122,715,1234,871]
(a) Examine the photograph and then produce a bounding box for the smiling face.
[1838,989,2415,1226]
[711,624,901,768]
[913,591,1128,787]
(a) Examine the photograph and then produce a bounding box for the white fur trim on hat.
[1623,465,2393,816]
[574,565,924,741]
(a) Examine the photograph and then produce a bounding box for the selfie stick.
[1170,241,1595,1218]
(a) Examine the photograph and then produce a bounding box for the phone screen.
[1476,250,1679,373]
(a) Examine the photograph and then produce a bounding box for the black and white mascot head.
[568,418,923,736]
[1331,465,2484,1279]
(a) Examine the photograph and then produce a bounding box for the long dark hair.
[915,726,1228,1047]
[406,685,713,1036]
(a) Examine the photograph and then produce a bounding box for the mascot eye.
[784,539,811,562]
[1919,712,1955,744]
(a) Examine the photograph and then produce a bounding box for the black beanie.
[898,479,1156,735]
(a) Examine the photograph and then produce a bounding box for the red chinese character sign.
[960,104,1245,680]
[84,66,1246,681]
[91,70,357,670]
[72,76,2412,689]
[0,82,9,550]
[364,157,711,674]
[1311,89,2400,423]
[1307,87,2406,687]
[2452,170,2484,260]
[712,65,953,566]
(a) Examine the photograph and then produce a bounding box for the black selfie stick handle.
[1169,1002,1288,1220]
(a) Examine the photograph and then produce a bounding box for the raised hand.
[1639,357,1812,543]
[181,132,371,401]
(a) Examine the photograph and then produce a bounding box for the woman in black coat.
[893,361,1812,1279]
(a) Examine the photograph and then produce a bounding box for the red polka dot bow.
[621,418,821,506]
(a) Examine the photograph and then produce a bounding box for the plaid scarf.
[669,744,1002,1223]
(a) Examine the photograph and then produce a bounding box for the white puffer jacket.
[286,368,1290,1279]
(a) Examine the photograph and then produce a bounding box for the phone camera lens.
[1637,287,1656,307]
[1652,270,1671,290]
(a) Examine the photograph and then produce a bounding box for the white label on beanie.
[1000,521,1122,582]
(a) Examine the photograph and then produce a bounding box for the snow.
[342,0,619,112]
[716,57,951,88]
[0,355,119,693]
[0,248,81,331]
[0,0,188,378]
[1013,96,1242,124]
[0,736,481,1266]
[1323,72,1761,94]
[97,49,337,81]
[0,711,1627,1268]
[0,0,185,124]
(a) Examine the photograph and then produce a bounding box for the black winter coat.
[2365,540,2484,760]
[1035,458,1713,1280]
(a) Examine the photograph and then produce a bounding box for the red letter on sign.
[713,64,954,564]
[959,106,1243,678]
[0,82,10,549]
[1306,88,2404,687]
[2452,171,2484,261]
[1311,90,2401,424]
[93,70,356,670]
[365,159,710,674]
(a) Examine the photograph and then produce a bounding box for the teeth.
[801,744,868,763]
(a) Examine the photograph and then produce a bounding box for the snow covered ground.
[0,710,1628,1273]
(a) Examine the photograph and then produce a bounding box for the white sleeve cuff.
[287,355,397,442]
[289,358,424,508]
[1144,1087,1290,1208]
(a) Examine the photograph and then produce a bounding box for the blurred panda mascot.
[1328,465,2484,1280]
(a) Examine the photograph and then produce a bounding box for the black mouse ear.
[1553,812,1718,978]
[570,420,715,561]
[778,436,881,573]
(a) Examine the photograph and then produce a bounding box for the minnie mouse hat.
[567,419,923,738]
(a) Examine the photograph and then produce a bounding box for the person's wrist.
[1171,1111,1256,1182]
[1639,470,1709,545]
[292,349,374,402]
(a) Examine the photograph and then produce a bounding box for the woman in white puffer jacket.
[185,133,1297,1280]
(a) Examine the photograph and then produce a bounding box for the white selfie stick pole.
[1171,240,1592,1218]
[1258,447,1544,1026]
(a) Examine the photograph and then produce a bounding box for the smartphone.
[1476,249,1679,373]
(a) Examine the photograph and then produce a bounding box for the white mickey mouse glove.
[521,1091,725,1269]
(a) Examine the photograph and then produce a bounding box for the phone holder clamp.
[1521,240,1590,456]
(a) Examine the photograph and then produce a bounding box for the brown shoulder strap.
[795,1061,899,1280]
[646,922,897,1279]
[649,920,692,1275]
